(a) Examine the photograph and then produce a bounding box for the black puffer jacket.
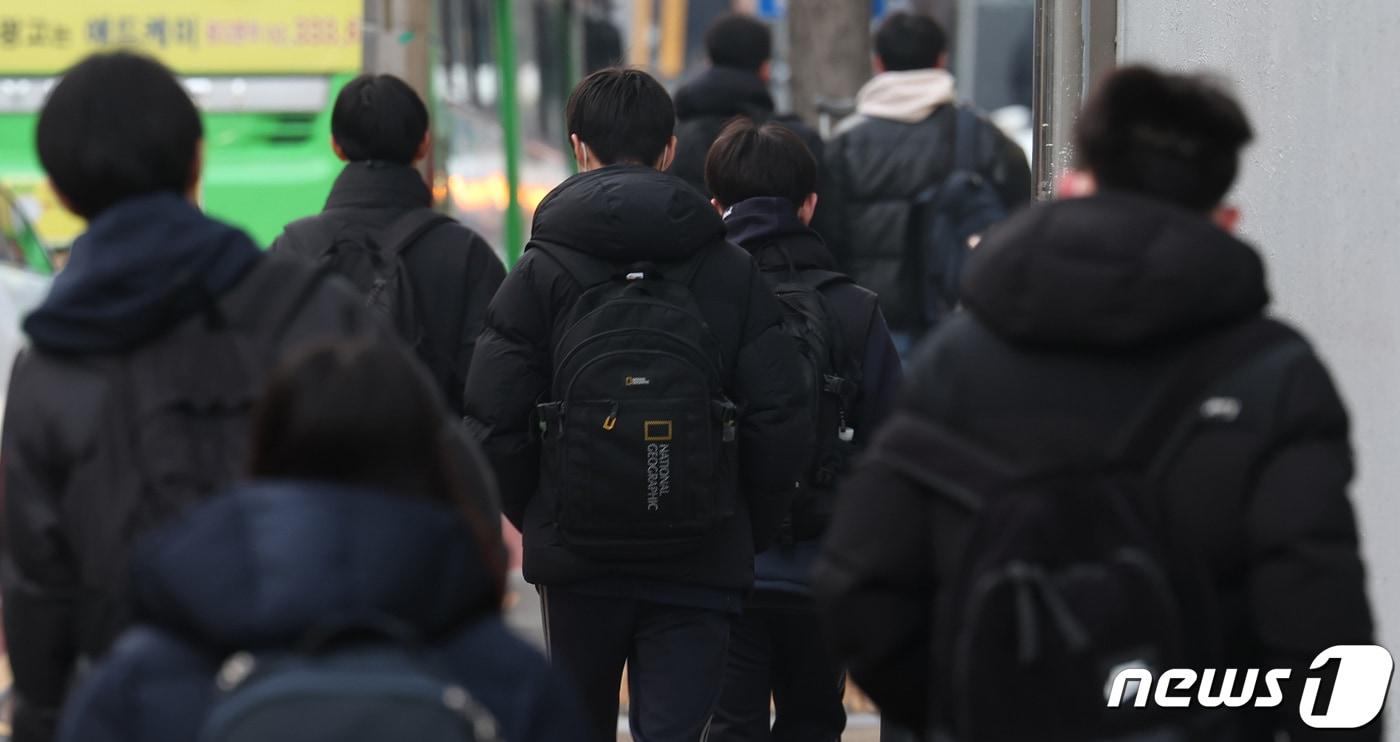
[814,193,1375,740]
[271,161,506,414]
[669,67,826,205]
[2,195,383,742]
[824,103,1031,333]
[463,166,810,593]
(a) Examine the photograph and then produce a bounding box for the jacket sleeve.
[455,236,507,409]
[462,253,552,527]
[854,307,903,437]
[1245,351,1376,740]
[2,351,78,742]
[812,439,934,731]
[821,134,854,271]
[731,262,812,551]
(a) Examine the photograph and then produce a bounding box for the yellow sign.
[0,0,361,75]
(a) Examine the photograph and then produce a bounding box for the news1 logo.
[1107,645,1393,728]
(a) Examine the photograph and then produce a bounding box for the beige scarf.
[855,69,958,123]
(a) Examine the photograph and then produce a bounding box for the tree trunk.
[787,0,871,126]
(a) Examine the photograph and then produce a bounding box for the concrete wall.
[1117,0,1400,730]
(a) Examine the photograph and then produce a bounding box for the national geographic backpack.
[533,244,738,560]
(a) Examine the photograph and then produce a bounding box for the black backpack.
[199,624,500,742]
[285,208,451,355]
[908,105,1010,330]
[867,321,1294,742]
[87,261,327,651]
[533,244,738,560]
[757,249,861,542]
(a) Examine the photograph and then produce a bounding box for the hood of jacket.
[722,197,836,272]
[324,160,433,211]
[855,69,957,124]
[131,481,497,649]
[23,193,261,354]
[530,165,725,263]
[675,66,776,120]
[961,191,1270,349]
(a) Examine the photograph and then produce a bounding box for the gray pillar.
[1031,0,1116,199]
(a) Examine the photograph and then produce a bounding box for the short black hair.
[705,118,816,209]
[874,12,947,72]
[566,68,676,166]
[331,74,429,165]
[705,14,772,73]
[37,51,202,220]
[1075,65,1254,211]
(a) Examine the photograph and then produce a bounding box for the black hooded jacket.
[271,161,507,414]
[463,166,810,597]
[824,100,1032,333]
[2,195,381,742]
[814,193,1374,739]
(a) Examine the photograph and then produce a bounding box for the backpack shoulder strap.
[1112,319,1301,476]
[381,208,455,258]
[951,104,985,174]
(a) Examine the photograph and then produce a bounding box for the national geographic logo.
[645,420,672,512]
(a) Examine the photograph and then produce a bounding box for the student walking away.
[463,69,810,742]
[271,74,505,415]
[825,11,1031,354]
[814,66,1377,742]
[667,14,831,234]
[0,52,384,742]
[56,340,588,742]
[702,120,901,742]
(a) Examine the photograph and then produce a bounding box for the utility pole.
[787,0,872,125]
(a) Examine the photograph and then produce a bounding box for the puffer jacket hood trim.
[529,165,725,263]
[131,481,496,649]
[961,191,1270,349]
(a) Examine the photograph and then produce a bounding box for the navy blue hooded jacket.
[723,197,901,593]
[24,193,261,353]
[57,481,587,742]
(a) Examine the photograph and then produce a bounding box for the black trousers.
[541,586,731,742]
[708,591,847,742]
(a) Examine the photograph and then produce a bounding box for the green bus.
[0,0,362,267]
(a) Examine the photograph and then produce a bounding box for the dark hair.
[251,340,479,516]
[873,11,952,71]
[566,68,675,166]
[874,12,948,72]
[1074,65,1254,211]
[36,51,202,219]
[705,118,816,209]
[705,14,772,72]
[331,74,429,165]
